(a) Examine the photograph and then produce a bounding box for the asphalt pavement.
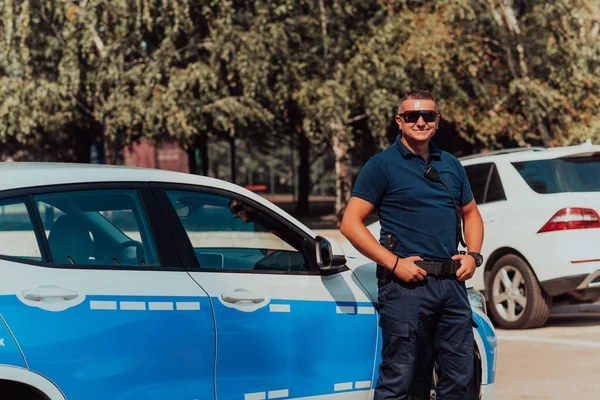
[496,307,600,400]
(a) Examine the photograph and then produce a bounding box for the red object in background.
[245,185,268,192]
[124,138,189,173]
[538,207,600,233]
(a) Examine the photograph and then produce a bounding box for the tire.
[487,254,551,329]
[428,348,481,399]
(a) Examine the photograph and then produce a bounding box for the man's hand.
[391,256,427,283]
[452,253,477,281]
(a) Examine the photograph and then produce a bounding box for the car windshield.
[512,155,600,194]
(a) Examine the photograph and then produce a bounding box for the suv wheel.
[487,254,551,329]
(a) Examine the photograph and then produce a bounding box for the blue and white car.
[0,162,495,400]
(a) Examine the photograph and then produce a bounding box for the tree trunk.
[153,141,160,169]
[187,133,209,175]
[187,144,198,174]
[229,136,237,184]
[102,124,124,165]
[199,132,209,176]
[103,134,115,165]
[332,127,351,227]
[295,126,311,216]
[538,121,554,147]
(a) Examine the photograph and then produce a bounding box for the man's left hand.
[452,253,477,281]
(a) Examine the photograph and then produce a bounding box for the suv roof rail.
[459,146,547,161]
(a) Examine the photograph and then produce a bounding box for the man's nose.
[416,115,426,126]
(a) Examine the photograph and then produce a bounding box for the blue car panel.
[0,294,214,400]
[472,311,497,384]
[213,298,377,399]
[0,315,26,368]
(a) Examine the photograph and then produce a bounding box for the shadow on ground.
[546,303,600,327]
[544,314,600,328]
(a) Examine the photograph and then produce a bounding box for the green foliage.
[0,0,599,161]
[346,0,600,149]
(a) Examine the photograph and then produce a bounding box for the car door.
[0,184,215,400]
[153,185,378,400]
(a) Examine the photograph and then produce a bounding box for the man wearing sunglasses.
[341,90,484,399]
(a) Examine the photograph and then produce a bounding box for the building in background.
[123,138,189,173]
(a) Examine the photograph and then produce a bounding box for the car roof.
[459,141,600,165]
[0,162,316,237]
[0,162,233,191]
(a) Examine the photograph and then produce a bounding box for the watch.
[467,252,484,267]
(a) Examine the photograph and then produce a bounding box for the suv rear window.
[512,155,600,193]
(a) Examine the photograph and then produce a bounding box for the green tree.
[345,0,600,152]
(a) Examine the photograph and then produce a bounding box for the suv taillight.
[538,208,600,233]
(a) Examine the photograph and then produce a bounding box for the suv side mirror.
[315,236,346,271]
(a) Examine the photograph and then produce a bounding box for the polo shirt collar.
[395,134,441,159]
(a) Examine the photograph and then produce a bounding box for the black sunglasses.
[399,110,438,124]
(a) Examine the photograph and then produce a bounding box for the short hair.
[397,90,438,114]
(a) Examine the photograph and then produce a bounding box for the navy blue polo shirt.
[352,135,473,261]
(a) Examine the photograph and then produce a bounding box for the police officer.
[340,90,484,399]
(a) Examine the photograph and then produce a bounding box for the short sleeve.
[351,159,388,208]
[457,162,474,206]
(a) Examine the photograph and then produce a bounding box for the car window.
[485,164,507,202]
[0,197,44,261]
[513,155,600,193]
[166,190,310,272]
[464,163,492,204]
[35,189,160,267]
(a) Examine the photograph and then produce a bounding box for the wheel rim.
[492,265,528,322]
[430,364,438,400]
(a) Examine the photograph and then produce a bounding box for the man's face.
[395,99,439,144]
[230,200,254,223]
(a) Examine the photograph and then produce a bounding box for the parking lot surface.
[496,306,600,400]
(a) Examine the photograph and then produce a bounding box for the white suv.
[460,141,600,329]
[346,141,600,329]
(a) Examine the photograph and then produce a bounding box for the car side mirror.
[315,236,333,269]
[315,236,346,271]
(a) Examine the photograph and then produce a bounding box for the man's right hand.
[391,256,427,282]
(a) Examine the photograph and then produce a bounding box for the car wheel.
[430,365,438,400]
[487,254,551,329]
[0,380,45,400]
[429,349,481,400]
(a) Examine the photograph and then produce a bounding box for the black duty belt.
[377,259,461,285]
[415,260,461,276]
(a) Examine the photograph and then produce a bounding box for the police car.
[0,162,495,400]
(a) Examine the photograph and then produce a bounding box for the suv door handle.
[22,285,79,301]
[221,289,265,304]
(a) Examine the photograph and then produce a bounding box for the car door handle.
[221,289,265,304]
[22,285,79,302]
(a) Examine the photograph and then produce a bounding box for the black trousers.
[374,276,474,400]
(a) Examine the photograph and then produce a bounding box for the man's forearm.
[463,212,484,253]
[340,221,397,269]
